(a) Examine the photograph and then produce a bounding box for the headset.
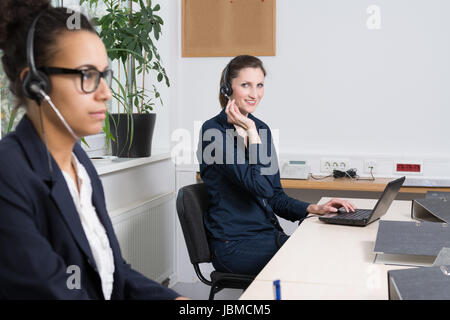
[22,11,78,141]
[22,12,51,106]
[220,61,232,99]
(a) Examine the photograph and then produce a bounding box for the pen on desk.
[273,280,281,300]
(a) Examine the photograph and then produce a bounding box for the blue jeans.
[210,232,289,275]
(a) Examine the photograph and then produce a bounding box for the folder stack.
[411,193,450,223]
[388,266,450,300]
[374,199,450,299]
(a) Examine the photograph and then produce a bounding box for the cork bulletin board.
[182,0,276,57]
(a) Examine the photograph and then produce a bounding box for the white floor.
[171,281,243,300]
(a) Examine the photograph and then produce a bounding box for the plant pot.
[109,113,156,158]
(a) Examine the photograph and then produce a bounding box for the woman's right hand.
[307,198,356,215]
[225,99,256,131]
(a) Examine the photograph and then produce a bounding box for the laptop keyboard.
[335,209,372,220]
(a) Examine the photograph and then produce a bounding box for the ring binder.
[374,220,450,267]
[411,197,450,223]
[440,266,450,276]
[388,265,450,299]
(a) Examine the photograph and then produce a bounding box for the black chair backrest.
[176,183,212,265]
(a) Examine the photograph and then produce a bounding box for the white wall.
[147,0,179,152]
[119,0,450,284]
[77,0,450,285]
[167,0,450,178]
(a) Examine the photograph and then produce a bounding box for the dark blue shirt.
[198,109,310,241]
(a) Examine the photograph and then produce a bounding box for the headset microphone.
[30,84,79,141]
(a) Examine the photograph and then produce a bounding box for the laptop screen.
[368,177,406,222]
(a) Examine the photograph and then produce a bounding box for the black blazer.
[0,116,179,300]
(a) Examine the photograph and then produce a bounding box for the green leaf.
[7,107,18,133]
[154,15,163,25]
[165,75,170,87]
[81,137,90,148]
[134,96,140,110]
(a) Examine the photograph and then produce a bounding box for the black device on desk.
[319,176,405,226]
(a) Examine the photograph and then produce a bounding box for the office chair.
[176,183,255,300]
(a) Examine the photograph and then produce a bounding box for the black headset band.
[222,62,230,87]
[26,11,45,77]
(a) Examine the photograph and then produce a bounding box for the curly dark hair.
[0,0,96,107]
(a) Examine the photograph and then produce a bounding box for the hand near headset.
[225,99,261,146]
[225,99,256,131]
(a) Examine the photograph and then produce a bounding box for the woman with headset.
[198,55,356,276]
[0,0,185,300]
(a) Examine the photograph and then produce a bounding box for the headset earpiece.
[23,12,51,106]
[22,70,51,105]
[220,83,232,99]
[220,63,233,99]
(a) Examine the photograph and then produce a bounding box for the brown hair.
[219,55,266,108]
[0,0,96,108]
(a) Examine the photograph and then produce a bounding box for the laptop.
[319,176,405,227]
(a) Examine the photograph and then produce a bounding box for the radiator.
[110,192,175,283]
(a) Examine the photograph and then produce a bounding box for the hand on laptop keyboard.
[307,198,356,215]
[337,207,348,214]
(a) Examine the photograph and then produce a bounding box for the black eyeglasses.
[39,66,113,94]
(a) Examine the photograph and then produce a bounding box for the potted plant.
[81,0,170,157]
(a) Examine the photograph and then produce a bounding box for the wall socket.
[364,160,377,174]
[320,159,350,173]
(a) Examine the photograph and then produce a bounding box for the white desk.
[240,197,415,300]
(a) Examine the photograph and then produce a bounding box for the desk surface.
[197,173,450,194]
[240,197,414,300]
[281,176,450,194]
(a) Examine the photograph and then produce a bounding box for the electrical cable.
[310,166,375,181]
[310,174,333,180]
[297,214,319,225]
[332,167,376,181]
[39,104,54,182]
[356,166,375,181]
[333,168,358,179]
